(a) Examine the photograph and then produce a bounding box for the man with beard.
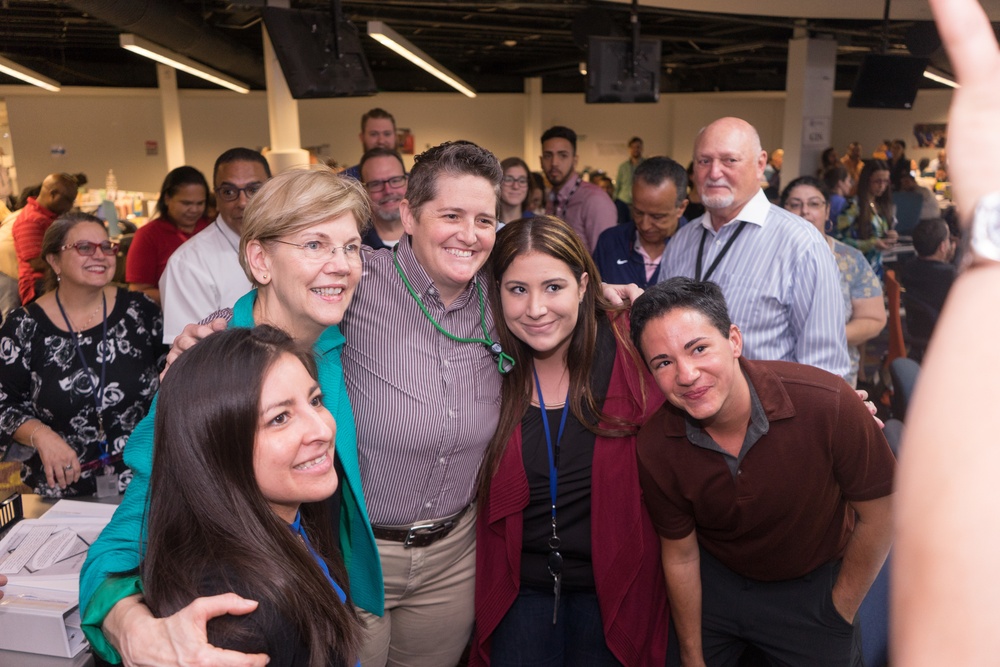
[540,126,617,251]
[342,108,398,181]
[657,117,849,379]
[358,147,407,250]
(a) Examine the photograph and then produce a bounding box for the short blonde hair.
[239,166,372,284]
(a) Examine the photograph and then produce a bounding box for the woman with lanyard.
[140,325,362,667]
[472,216,670,666]
[126,165,211,304]
[0,212,165,496]
[78,167,383,666]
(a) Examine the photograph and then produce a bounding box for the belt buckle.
[403,520,451,548]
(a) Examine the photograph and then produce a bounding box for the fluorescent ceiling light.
[119,34,249,94]
[0,55,60,92]
[367,21,476,98]
[923,68,959,89]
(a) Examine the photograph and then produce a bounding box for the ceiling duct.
[64,0,264,86]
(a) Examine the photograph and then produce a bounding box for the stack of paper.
[0,499,116,658]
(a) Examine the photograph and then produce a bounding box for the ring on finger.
[63,464,74,471]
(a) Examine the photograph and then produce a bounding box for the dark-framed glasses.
[215,183,264,202]
[274,239,364,264]
[61,241,119,257]
[502,176,529,187]
[364,175,407,193]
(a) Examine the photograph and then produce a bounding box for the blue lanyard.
[54,289,110,464]
[289,512,347,604]
[532,367,571,522]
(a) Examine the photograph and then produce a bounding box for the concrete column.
[156,64,185,169]
[781,33,838,184]
[262,25,309,174]
[523,77,543,169]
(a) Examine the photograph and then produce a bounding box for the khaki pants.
[359,507,476,667]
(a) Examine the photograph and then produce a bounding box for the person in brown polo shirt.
[630,277,895,667]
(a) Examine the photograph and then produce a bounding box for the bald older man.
[657,117,849,379]
[13,173,78,304]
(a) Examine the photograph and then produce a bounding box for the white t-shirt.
[159,216,251,343]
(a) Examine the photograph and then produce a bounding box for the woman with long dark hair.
[143,325,362,667]
[126,165,210,303]
[835,159,898,279]
[472,215,669,666]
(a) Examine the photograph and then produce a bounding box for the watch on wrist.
[970,191,1000,263]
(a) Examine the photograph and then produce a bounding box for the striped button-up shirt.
[658,189,850,380]
[341,236,502,527]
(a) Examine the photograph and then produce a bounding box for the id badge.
[95,468,119,498]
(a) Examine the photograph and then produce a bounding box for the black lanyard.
[695,220,748,282]
[55,289,110,464]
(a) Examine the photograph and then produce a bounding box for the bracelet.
[27,422,47,449]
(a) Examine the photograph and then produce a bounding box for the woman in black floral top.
[0,212,165,497]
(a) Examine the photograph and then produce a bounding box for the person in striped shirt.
[657,117,849,381]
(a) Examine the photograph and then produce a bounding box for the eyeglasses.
[502,176,529,187]
[784,199,827,213]
[364,175,407,193]
[274,239,364,264]
[60,241,119,257]
[215,183,264,202]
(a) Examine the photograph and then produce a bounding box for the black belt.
[372,505,471,548]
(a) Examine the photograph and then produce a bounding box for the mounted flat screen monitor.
[262,7,376,98]
[586,36,661,104]
[848,54,929,109]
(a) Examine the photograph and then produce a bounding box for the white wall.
[297,92,525,171]
[1,84,952,195]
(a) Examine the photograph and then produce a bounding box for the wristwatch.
[971,191,1000,263]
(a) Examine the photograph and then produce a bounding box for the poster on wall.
[397,128,414,155]
[913,123,947,148]
[802,117,830,148]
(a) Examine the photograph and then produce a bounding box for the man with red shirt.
[630,277,894,667]
[12,173,78,304]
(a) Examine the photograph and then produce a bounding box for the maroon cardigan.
[472,323,670,666]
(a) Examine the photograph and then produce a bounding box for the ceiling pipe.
[63,0,264,86]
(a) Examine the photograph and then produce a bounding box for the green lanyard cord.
[392,245,515,375]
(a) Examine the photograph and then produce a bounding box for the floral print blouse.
[0,288,165,497]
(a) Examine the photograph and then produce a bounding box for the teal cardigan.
[79,291,384,663]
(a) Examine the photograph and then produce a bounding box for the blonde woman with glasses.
[78,167,383,667]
